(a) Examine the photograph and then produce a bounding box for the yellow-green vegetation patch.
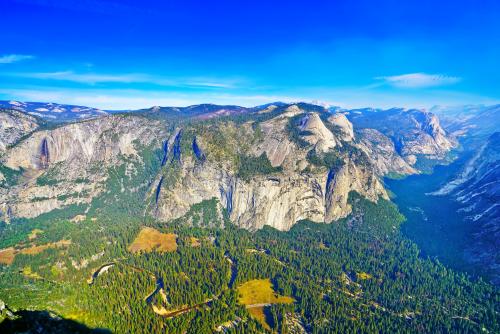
[356,272,373,280]
[179,271,190,281]
[19,240,72,255]
[189,236,201,247]
[28,229,44,241]
[247,306,271,331]
[128,227,177,253]
[237,278,294,306]
[318,241,329,249]
[21,266,42,279]
[0,240,71,265]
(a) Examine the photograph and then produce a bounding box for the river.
[88,257,238,318]
[88,263,116,285]
[225,252,237,289]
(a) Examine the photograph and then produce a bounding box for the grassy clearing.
[128,227,177,253]
[0,240,71,265]
[19,240,71,255]
[237,278,294,306]
[248,307,271,331]
[0,247,16,265]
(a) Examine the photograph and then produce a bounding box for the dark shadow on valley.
[0,310,111,334]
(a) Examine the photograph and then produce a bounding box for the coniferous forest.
[0,189,498,333]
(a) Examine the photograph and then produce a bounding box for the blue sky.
[1,0,499,109]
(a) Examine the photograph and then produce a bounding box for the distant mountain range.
[0,100,110,123]
[431,104,500,139]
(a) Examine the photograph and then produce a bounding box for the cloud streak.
[9,70,238,88]
[0,87,298,110]
[2,85,497,111]
[0,54,35,64]
[376,73,461,88]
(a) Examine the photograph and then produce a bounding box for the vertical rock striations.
[161,140,169,166]
[192,137,206,162]
[0,102,455,232]
[172,130,183,161]
[39,138,50,169]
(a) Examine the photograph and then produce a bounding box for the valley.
[2,2,499,332]
[385,153,476,274]
[0,101,498,333]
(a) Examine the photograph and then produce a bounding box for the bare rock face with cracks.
[0,102,455,231]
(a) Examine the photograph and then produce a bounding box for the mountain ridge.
[0,101,456,231]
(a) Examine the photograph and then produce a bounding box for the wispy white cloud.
[376,73,461,88]
[9,70,238,88]
[0,54,35,64]
[0,87,297,110]
[2,85,497,111]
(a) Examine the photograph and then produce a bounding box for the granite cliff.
[0,103,455,231]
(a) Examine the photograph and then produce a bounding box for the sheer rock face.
[153,107,387,231]
[0,115,163,218]
[357,129,416,176]
[0,103,454,231]
[0,109,39,152]
[324,159,386,222]
[253,105,304,167]
[4,117,155,172]
[155,158,329,231]
[254,117,294,167]
[423,114,454,151]
[298,113,339,152]
[327,113,354,142]
[346,108,457,164]
[405,110,456,156]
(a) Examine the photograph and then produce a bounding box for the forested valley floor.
[0,192,498,333]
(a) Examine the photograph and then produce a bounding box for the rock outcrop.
[346,108,457,164]
[1,115,163,218]
[298,113,339,152]
[357,129,416,176]
[327,113,354,142]
[153,105,387,231]
[0,109,39,152]
[156,157,343,231]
